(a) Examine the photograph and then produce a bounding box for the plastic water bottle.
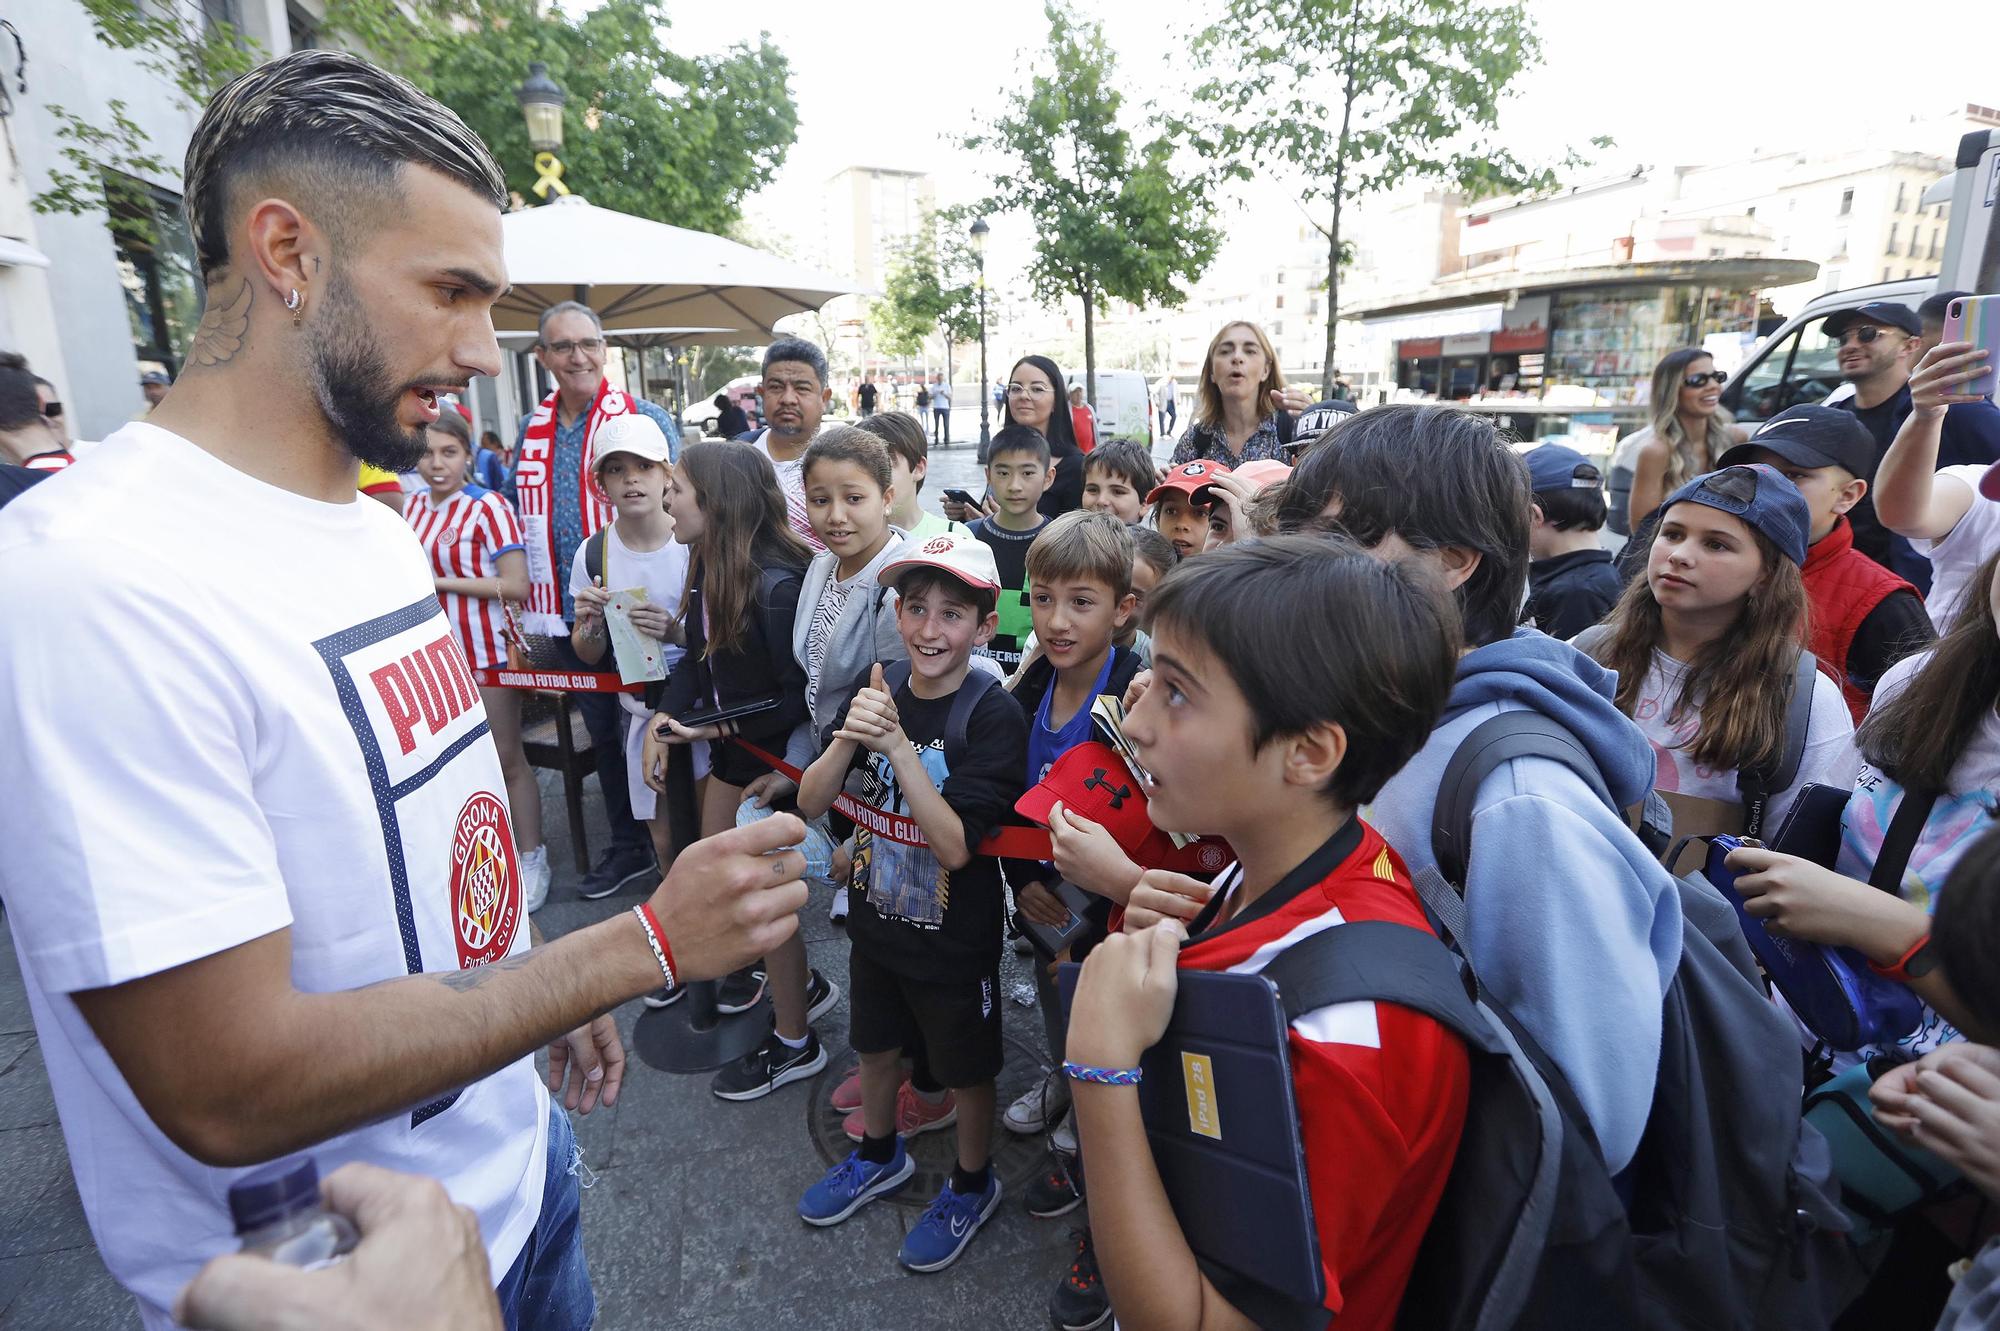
[228,1158,359,1269]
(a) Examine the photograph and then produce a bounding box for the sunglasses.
[1682,371,1728,389]
[1835,326,1898,346]
[40,401,62,420]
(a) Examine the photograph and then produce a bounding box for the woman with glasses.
[1003,354,1085,517]
[1168,321,1314,468]
[1624,348,1749,531]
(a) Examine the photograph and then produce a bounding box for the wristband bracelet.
[1869,933,1935,984]
[1063,1061,1142,1086]
[632,904,677,989]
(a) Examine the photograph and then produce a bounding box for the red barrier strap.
[729,737,1055,860]
[471,667,643,694]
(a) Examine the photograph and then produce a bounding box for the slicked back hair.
[0,356,41,430]
[1147,534,1462,807]
[184,50,505,280]
[1271,404,1532,649]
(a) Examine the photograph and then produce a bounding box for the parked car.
[680,375,761,437]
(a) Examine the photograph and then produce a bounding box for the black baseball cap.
[1717,405,1877,479]
[1823,302,1920,340]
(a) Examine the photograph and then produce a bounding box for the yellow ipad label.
[1181,1051,1222,1140]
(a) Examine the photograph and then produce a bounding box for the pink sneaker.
[844,1083,957,1143]
[831,1066,865,1113]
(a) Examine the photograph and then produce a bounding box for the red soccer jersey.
[1177,818,1470,1331]
[404,484,524,670]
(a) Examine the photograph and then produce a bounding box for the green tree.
[335,0,797,235]
[1192,0,1607,394]
[868,211,982,369]
[966,2,1228,406]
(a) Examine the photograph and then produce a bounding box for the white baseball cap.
[590,414,673,472]
[877,531,1001,593]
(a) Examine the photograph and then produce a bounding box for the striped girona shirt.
[404,483,524,670]
[1178,818,1469,1331]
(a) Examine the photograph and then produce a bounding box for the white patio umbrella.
[495,196,861,338]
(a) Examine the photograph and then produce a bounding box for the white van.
[1068,368,1154,445]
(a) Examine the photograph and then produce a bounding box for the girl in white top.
[1723,547,2000,1065]
[1580,464,1856,840]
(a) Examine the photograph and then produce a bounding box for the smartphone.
[660,696,779,735]
[1942,295,2000,399]
[942,487,978,507]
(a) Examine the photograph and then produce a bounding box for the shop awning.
[1347,257,1820,322]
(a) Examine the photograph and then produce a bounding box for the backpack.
[880,658,999,771]
[1425,711,1862,1330]
[1571,625,1817,840]
[1259,916,1639,1330]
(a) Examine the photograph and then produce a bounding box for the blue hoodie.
[1369,628,1683,1175]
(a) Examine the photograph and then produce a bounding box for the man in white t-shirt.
[748,336,831,552]
[0,51,807,1331]
[1872,338,2000,632]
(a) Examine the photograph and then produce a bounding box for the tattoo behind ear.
[188,279,254,368]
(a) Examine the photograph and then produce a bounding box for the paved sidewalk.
[0,773,1078,1328]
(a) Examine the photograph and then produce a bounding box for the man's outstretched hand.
[647,812,809,982]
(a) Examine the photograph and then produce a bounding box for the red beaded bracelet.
[632,903,677,989]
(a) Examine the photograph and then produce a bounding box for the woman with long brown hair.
[1168,320,1314,467]
[1620,347,1751,530]
[1579,464,1855,839]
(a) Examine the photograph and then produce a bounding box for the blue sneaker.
[798,1143,914,1227]
[898,1174,1003,1272]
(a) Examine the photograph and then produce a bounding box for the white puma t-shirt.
[0,424,546,1328]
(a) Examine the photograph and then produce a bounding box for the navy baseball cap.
[1283,399,1359,458]
[1823,302,1920,340]
[1658,464,1811,567]
[1524,443,1602,493]
[1717,405,1876,479]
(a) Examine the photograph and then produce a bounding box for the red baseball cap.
[1146,459,1231,507]
[1016,742,1234,874]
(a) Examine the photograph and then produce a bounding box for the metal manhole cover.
[804,1028,1056,1209]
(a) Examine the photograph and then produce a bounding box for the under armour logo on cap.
[1082,769,1132,809]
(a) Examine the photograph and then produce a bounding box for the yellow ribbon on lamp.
[532,152,570,199]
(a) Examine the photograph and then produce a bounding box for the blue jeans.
[495,1101,596,1331]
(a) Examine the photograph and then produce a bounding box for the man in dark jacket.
[1522,444,1623,641]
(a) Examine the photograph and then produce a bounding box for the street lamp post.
[515,62,570,202]
[971,216,990,455]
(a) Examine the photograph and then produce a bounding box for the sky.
[662,0,2000,284]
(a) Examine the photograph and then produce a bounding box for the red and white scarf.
[514,378,633,635]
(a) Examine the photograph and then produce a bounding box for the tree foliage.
[966,1,1228,404]
[340,0,798,235]
[868,209,983,362]
[1193,0,1606,393]
[36,0,798,243]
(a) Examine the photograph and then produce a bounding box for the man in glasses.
[509,299,683,901]
[0,353,74,473]
[1827,300,2000,585]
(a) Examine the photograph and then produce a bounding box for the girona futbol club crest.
[449,791,521,968]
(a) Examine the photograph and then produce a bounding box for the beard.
[308,266,441,473]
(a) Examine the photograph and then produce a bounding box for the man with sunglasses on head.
[507,300,683,901]
[1827,301,2000,585]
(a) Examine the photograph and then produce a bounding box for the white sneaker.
[520,845,550,913]
[1050,1104,1077,1154]
[1004,1067,1071,1136]
[828,888,850,924]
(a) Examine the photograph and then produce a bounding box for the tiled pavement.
[0,771,1078,1328]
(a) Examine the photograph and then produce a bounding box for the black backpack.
[1421,711,1862,1330]
[879,658,999,770]
[1259,916,1639,1330]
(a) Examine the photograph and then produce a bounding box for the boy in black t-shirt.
[795,531,1029,1273]
[969,424,1054,671]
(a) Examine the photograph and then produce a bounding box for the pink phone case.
[1942,295,2000,398]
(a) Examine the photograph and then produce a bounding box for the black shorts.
[705,735,773,789]
[847,947,1002,1088]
